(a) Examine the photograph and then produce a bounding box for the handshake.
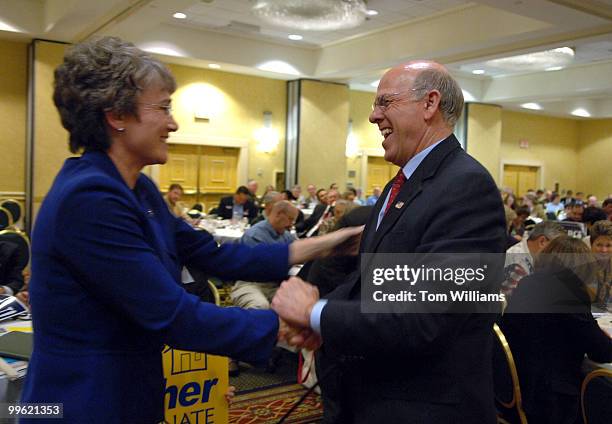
[271,277,322,351]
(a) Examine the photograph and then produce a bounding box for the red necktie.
[384,169,407,215]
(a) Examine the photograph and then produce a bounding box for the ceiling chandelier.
[251,0,368,31]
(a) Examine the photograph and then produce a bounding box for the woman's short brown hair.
[54,36,176,153]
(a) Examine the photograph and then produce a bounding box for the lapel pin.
[394,201,404,209]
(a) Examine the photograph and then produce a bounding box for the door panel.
[503,165,539,197]
[366,156,397,195]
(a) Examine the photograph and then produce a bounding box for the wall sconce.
[254,111,280,153]
[345,119,361,158]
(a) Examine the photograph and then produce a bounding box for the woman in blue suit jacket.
[21,36,360,423]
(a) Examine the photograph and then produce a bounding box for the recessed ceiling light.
[571,108,591,117]
[173,12,187,19]
[370,79,380,87]
[545,66,563,71]
[485,47,574,72]
[288,34,303,40]
[520,102,542,110]
[472,69,485,75]
[366,9,379,16]
[208,64,221,69]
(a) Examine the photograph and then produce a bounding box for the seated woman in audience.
[590,220,611,311]
[500,235,612,424]
[20,36,361,423]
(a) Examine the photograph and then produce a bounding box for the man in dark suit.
[296,189,338,237]
[307,205,373,297]
[272,61,506,423]
[0,240,26,295]
[217,185,259,223]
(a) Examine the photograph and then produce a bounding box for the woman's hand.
[288,225,364,265]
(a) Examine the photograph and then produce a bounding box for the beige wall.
[346,90,381,190]
[32,40,71,218]
[167,64,286,195]
[576,119,612,200]
[466,103,502,184]
[298,80,349,190]
[500,110,579,193]
[0,39,27,196]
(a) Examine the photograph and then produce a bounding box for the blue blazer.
[21,152,289,423]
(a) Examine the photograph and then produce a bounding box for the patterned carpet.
[229,383,322,424]
[229,350,322,423]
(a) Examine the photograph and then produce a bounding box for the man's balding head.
[268,200,298,235]
[370,60,464,167]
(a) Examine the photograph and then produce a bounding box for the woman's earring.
[117,128,125,133]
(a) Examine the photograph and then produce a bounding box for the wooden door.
[366,156,397,195]
[503,165,539,197]
[158,144,239,211]
[159,144,199,194]
[199,146,239,210]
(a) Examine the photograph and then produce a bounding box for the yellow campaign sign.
[163,346,229,424]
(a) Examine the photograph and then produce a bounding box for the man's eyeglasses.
[140,103,173,116]
[371,88,421,111]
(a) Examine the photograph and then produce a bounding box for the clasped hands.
[272,277,322,351]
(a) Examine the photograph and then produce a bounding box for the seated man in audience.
[315,188,328,205]
[291,185,303,204]
[304,184,318,207]
[307,205,373,297]
[217,186,258,223]
[229,201,299,374]
[0,240,26,296]
[590,220,611,311]
[231,200,298,309]
[296,189,338,237]
[587,195,598,207]
[251,191,281,226]
[603,198,612,221]
[164,183,187,218]
[502,221,565,296]
[366,186,382,206]
[563,199,585,222]
[583,206,607,240]
[561,189,574,206]
[246,179,260,209]
[545,193,564,218]
[510,205,530,239]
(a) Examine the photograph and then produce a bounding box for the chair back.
[0,230,30,269]
[581,369,612,424]
[0,200,21,225]
[0,207,13,230]
[493,323,528,424]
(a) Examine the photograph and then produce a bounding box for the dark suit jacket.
[21,152,289,423]
[499,271,612,423]
[296,203,332,237]
[317,135,506,424]
[0,241,25,294]
[307,206,373,297]
[217,195,258,222]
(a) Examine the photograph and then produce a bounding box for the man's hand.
[272,277,319,328]
[278,319,322,351]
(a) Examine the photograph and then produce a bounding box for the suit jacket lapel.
[368,135,461,252]
[359,179,393,252]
